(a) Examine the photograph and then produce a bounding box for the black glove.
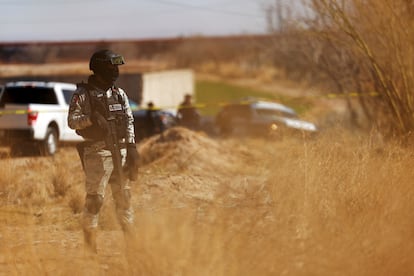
[126,143,139,181]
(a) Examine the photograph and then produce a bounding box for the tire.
[40,127,58,156]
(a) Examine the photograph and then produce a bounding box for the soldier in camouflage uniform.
[67,49,139,253]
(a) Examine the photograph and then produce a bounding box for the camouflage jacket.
[67,81,135,144]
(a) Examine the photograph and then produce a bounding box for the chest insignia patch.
[109,103,122,112]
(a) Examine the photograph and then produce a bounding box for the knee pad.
[85,194,104,215]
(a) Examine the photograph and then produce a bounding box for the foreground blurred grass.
[1,128,414,275]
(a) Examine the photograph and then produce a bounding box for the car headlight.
[270,123,278,131]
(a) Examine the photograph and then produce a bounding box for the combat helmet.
[89,49,125,83]
[89,49,125,72]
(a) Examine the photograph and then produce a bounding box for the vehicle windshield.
[256,108,298,119]
[0,87,58,105]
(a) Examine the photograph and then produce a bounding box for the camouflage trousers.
[82,141,134,231]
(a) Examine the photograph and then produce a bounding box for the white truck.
[0,81,83,156]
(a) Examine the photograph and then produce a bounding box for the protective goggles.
[109,55,125,65]
[96,55,125,65]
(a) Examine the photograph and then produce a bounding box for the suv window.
[0,87,58,105]
[62,89,76,105]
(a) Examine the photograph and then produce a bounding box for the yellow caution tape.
[321,92,379,99]
[0,92,380,115]
[0,109,69,115]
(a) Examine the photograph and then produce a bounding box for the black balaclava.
[89,49,125,88]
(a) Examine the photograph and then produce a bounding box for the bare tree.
[265,0,414,137]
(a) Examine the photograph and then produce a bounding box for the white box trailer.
[137,69,194,114]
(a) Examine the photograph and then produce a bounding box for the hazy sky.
[1,0,279,42]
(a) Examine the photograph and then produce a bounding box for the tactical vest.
[76,84,128,141]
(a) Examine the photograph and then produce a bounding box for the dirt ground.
[0,127,276,275]
[2,64,404,275]
[2,123,414,276]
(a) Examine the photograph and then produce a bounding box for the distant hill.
[0,34,286,102]
[0,34,273,65]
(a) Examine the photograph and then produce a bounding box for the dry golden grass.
[0,60,167,78]
[195,62,285,84]
[1,127,414,275]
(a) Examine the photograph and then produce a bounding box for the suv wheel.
[40,127,58,156]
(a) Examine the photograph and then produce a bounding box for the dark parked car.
[215,99,317,138]
[129,100,177,141]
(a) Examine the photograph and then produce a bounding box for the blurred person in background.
[145,101,160,137]
[67,49,139,253]
[177,93,200,130]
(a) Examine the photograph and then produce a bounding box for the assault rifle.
[92,95,127,185]
[74,84,135,181]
